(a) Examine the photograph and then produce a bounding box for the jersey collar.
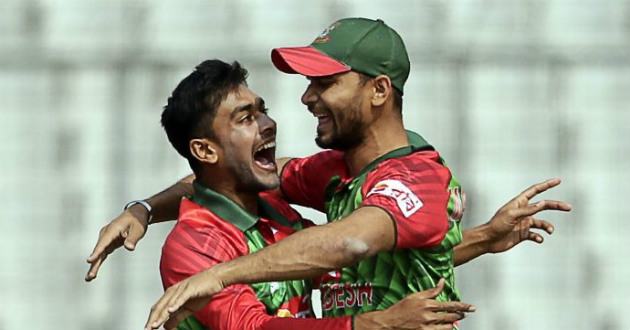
[191,180,292,231]
[355,130,435,177]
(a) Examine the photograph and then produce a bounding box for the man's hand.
[484,178,572,253]
[85,204,149,281]
[145,269,224,330]
[355,279,475,330]
[454,178,572,266]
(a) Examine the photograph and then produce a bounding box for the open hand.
[145,268,224,330]
[485,178,572,253]
[85,205,149,281]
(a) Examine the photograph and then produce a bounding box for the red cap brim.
[271,47,351,77]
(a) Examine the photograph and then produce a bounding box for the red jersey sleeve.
[195,285,353,330]
[360,151,451,250]
[160,200,352,330]
[280,150,346,212]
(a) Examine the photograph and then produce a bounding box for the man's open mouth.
[253,141,277,171]
[313,112,333,131]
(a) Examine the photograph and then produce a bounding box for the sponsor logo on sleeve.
[367,179,423,217]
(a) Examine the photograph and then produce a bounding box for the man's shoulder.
[163,199,248,263]
[170,199,244,241]
[258,191,305,224]
[361,150,452,196]
[372,150,446,176]
[177,198,222,226]
[291,150,345,170]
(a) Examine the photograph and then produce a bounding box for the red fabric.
[361,151,451,249]
[260,315,352,330]
[272,47,351,77]
[160,197,351,330]
[281,149,451,250]
[280,150,346,212]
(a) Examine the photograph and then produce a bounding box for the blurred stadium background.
[1,0,629,329]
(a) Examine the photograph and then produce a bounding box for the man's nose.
[258,113,276,139]
[301,85,317,106]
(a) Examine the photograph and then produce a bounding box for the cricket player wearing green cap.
[262,16,465,319]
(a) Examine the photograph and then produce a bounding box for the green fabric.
[310,17,410,94]
[177,316,206,330]
[191,180,259,231]
[320,131,462,317]
[191,180,293,232]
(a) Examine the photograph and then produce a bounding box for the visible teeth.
[256,141,276,152]
[314,114,327,118]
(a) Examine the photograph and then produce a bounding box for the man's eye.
[318,79,334,86]
[240,114,253,122]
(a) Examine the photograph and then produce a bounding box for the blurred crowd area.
[1,0,629,329]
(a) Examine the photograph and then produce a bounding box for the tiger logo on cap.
[312,22,341,44]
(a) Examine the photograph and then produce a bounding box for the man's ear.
[371,75,392,107]
[190,138,219,164]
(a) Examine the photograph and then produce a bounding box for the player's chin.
[252,164,280,189]
[315,132,335,149]
[316,126,333,140]
[257,174,280,191]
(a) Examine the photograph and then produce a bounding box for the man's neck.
[343,121,409,176]
[197,174,259,215]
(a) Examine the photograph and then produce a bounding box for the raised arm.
[85,174,195,281]
[454,178,572,266]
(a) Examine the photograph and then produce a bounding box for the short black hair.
[161,60,248,170]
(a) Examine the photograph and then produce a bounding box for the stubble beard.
[224,147,279,194]
[314,99,365,151]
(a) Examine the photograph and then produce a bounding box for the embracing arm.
[85,158,296,282]
[216,206,393,284]
[85,174,195,281]
[146,173,196,223]
[145,206,396,329]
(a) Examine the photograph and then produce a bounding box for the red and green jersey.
[160,181,353,330]
[280,131,466,317]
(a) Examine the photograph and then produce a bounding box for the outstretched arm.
[454,178,572,266]
[85,174,195,281]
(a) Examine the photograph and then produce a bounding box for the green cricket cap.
[271,17,411,94]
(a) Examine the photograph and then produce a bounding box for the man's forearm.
[212,206,395,287]
[453,223,492,266]
[145,174,195,224]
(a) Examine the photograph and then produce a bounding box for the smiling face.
[210,84,279,192]
[301,71,373,151]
